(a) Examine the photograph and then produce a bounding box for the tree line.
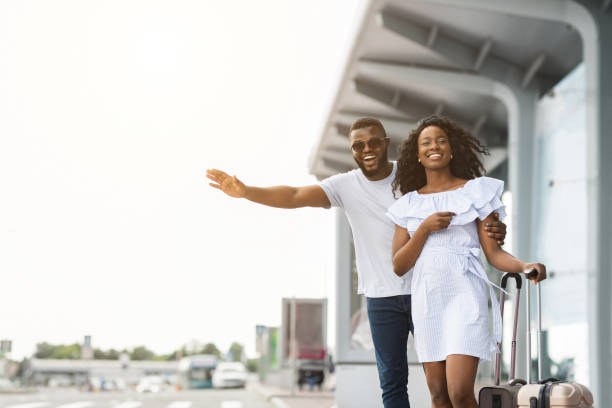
[33,341,245,362]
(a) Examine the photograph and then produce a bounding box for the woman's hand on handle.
[421,212,456,233]
[524,263,547,284]
[206,169,246,198]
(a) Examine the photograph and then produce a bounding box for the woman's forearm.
[484,247,527,274]
[478,216,528,275]
[392,226,430,276]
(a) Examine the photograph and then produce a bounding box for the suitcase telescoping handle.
[495,272,523,386]
[525,268,543,384]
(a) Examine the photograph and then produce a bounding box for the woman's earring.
[418,158,421,163]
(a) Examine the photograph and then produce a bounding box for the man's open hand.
[206,169,246,198]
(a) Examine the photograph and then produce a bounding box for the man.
[206,117,506,407]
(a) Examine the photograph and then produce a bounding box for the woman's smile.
[418,126,453,168]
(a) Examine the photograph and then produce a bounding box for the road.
[0,387,272,408]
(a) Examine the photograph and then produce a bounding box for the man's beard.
[355,151,389,178]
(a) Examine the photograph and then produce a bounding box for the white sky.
[0,0,366,360]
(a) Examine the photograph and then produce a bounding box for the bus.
[178,355,218,389]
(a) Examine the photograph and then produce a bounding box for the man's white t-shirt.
[318,162,412,298]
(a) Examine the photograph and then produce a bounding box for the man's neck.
[364,161,393,181]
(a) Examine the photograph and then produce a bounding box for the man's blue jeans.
[367,295,414,408]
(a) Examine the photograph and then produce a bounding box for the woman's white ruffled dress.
[386,176,506,363]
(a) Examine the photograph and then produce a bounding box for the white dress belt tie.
[420,246,507,354]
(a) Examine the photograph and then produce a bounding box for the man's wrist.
[241,185,250,199]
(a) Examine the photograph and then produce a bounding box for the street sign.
[255,325,267,353]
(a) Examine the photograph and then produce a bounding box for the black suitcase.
[478,273,527,407]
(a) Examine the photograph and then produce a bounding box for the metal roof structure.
[308,0,585,179]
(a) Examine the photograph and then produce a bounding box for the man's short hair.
[349,117,386,139]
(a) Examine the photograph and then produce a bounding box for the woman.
[387,115,546,408]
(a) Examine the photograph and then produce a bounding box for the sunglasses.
[351,137,387,153]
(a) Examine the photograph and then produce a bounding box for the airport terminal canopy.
[308,0,585,179]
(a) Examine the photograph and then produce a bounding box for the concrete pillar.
[505,90,537,262]
[333,209,385,408]
[334,208,358,364]
[503,89,538,380]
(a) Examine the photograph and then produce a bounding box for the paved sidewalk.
[249,382,335,408]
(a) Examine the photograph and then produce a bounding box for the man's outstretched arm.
[206,169,331,209]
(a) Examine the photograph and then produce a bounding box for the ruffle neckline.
[386,177,506,231]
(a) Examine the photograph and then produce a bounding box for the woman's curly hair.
[392,115,489,197]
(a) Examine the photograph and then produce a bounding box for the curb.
[0,388,38,394]
[249,383,288,406]
[249,382,277,401]
[268,397,290,408]
[249,382,335,408]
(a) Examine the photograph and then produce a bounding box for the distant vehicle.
[212,362,247,389]
[281,299,328,390]
[0,378,15,390]
[178,355,218,389]
[103,377,126,391]
[136,376,164,393]
[297,356,326,390]
[48,375,72,387]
